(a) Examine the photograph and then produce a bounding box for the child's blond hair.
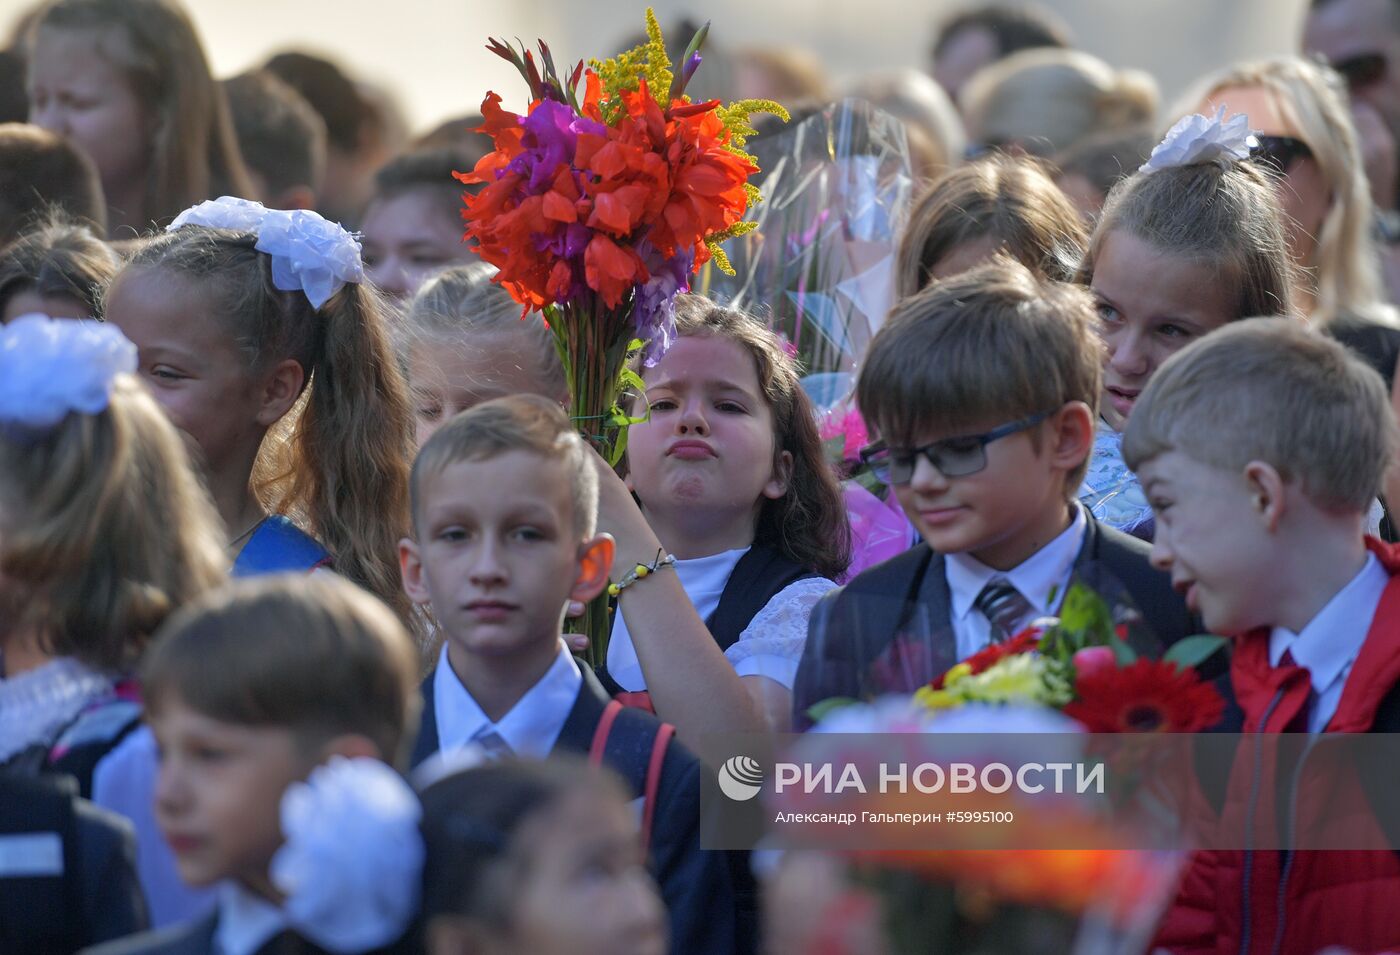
[410,394,597,540]
[0,375,227,672]
[142,574,420,767]
[401,262,565,399]
[1078,149,1296,322]
[860,256,1101,490]
[1122,320,1397,513]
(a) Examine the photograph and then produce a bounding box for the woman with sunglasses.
[1192,57,1400,534]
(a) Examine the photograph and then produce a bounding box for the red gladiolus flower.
[1064,659,1224,733]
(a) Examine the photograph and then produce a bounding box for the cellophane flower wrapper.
[706,98,914,385]
[458,11,786,667]
[705,99,917,577]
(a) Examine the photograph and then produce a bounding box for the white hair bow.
[0,314,137,431]
[1139,106,1256,175]
[169,196,364,309]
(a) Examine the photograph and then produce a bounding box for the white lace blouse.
[0,656,113,763]
[605,546,838,692]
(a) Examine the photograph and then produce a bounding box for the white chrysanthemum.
[271,757,422,952]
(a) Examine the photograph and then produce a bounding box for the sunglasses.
[859,411,1053,485]
[1249,135,1314,175]
[1332,52,1387,91]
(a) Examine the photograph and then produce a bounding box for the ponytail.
[282,282,416,626]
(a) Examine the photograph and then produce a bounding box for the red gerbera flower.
[1064,659,1224,733]
[929,629,1042,690]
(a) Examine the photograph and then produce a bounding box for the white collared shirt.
[944,503,1087,661]
[433,639,581,758]
[213,881,286,955]
[1268,552,1387,734]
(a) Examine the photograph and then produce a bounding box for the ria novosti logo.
[717,755,765,801]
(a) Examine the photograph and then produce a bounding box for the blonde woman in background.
[1188,55,1400,531]
[960,48,1157,159]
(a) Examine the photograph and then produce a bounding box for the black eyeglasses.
[1332,52,1387,91]
[859,411,1054,485]
[1249,135,1314,176]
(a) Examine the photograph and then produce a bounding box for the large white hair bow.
[271,757,423,953]
[0,314,137,430]
[1139,106,1255,175]
[169,196,364,309]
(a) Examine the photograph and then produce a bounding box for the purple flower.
[632,242,689,365]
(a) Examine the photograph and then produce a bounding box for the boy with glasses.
[793,258,1197,726]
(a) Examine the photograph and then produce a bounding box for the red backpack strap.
[640,721,675,853]
[588,700,624,767]
[613,690,656,713]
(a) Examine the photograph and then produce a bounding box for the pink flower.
[1071,646,1117,681]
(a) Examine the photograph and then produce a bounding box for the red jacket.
[1155,538,1400,955]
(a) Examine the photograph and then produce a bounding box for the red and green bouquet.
[916,583,1226,733]
[458,11,786,662]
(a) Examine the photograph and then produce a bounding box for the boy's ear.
[1047,400,1095,471]
[573,533,615,602]
[1243,460,1287,531]
[255,358,306,428]
[763,449,795,501]
[399,537,432,606]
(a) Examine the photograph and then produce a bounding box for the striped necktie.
[472,727,513,760]
[973,579,1035,644]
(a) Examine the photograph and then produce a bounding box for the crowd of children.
[7,0,1400,953]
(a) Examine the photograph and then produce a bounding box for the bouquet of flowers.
[916,583,1226,733]
[458,11,786,664]
[770,701,1188,954]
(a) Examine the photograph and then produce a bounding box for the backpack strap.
[587,700,675,852]
[640,723,674,854]
[588,701,625,768]
[705,545,817,652]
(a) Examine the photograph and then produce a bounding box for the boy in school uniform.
[84,574,422,955]
[1123,321,1400,954]
[794,258,1197,725]
[399,394,740,955]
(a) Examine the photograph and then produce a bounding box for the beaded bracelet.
[607,549,677,597]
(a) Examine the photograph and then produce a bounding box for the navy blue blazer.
[793,510,1205,728]
[413,661,742,955]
